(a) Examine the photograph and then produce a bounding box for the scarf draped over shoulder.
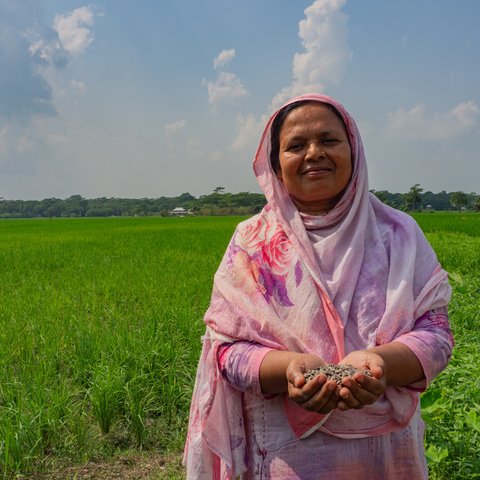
[183,94,451,479]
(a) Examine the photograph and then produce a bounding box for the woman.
[184,94,453,479]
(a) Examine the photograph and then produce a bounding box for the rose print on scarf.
[239,214,277,255]
[232,218,303,307]
[261,228,295,276]
[232,250,266,297]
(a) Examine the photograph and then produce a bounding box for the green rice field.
[0,214,479,479]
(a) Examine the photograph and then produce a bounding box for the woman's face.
[276,103,352,215]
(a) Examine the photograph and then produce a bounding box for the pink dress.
[217,308,452,479]
[183,94,453,480]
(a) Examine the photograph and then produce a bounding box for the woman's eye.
[287,143,304,151]
[323,138,339,145]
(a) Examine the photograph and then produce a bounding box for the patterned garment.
[216,308,452,479]
[183,94,453,479]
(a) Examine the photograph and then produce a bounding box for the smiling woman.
[184,94,453,480]
[273,102,352,215]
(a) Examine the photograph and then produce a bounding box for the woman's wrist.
[259,351,324,394]
[367,342,425,386]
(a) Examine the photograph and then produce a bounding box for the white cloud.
[70,80,87,93]
[205,48,249,110]
[269,0,351,110]
[53,6,95,56]
[233,0,351,149]
[164,119,187,136]
[386,101,480,140]
[29,38,65,65]
[28,6,96,66]
[204,72,249,110]
[214,49,236,69]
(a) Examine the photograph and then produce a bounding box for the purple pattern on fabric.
[259,268,294,307]
[226,241,242,268]
[294,260,303,287]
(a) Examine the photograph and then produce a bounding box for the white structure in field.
[170,207,188,217]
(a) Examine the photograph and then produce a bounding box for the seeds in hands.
[304,364,373,384]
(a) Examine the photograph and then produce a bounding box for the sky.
[0,0,479,200]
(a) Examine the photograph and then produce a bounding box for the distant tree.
[370,189,388,204]
[450,191,468,212]
[475,195,480,212]
[177,192,195,202]
[213,186,226,194]
[404,184,423,211]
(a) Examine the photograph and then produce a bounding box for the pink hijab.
[184,94,451,479]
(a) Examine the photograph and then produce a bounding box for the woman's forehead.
[280,103,348,135]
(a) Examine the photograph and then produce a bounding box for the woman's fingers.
[300,379,338,413]
[289,373,326,402]
[288,374,339,414]
[353,370,385,395]
[337,372,385,410]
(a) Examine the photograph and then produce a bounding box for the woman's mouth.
[303,165,333,176]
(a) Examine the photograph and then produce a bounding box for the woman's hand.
[286,354,339,414]
[336,350,386,411]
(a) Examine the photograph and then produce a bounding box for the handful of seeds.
[304,364,373,385]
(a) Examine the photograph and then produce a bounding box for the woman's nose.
[305,142,325,160]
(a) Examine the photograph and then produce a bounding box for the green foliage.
[404,183,424,211]
[0,214,479,477]
[450,191,468,212]
[414,213,480,479]
[0,192,267,218]
[0,216,241,476]
[1,188,479,219]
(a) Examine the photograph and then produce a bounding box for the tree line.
[0,189,266,218]
[371,185,480,212]
[0,186,479,219]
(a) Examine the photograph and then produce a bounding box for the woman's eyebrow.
[283,130,338,141]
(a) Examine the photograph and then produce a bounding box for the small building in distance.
[170,207,189,217]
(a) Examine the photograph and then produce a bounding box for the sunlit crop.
[0,214,478,478]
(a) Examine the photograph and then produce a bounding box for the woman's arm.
[394,307,453,387]
[335,343,420,410]
[337,308,453,410]
[217,341,273,395]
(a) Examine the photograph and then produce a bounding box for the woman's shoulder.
[370,195,421,235]
[236,204,275,234]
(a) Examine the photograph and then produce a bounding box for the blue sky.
[1,0,479,200]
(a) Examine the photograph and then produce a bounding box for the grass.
[0,213,479,478]
[0,216,241,477]
[414,213,480,478]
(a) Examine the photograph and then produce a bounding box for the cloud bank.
[0,2,98,174]
[269,0,350,111]
[233,0,351,150]
[0,3,97,122]
[386,101,480,140]
[0,1,56,119]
